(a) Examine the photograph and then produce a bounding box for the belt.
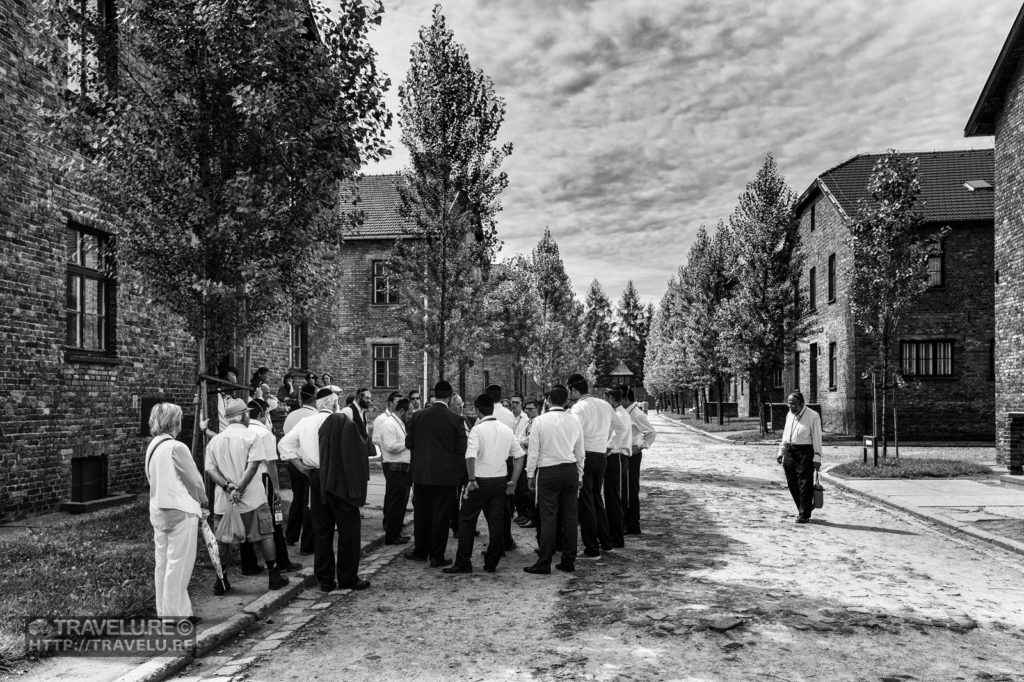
[385,462,410,472]
[585,450,606,456]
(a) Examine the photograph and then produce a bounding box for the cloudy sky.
[357,0,1018,305]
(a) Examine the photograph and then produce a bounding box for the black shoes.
[268,569,289,590]
[555,561,575,573]
[385,536,411,545]
[580,549,601,560]
[212,575,231,595]
[523,563,551,575]
[441,564,472,574]
[430,557,453,568]
[623,528,641,536]
[403,550,428,562]
[796,516,810,524]
[241,565,265,576]
[280,561,303,572]
[483,565,497,573]
[339,578,371,591]
[320,582,337,593]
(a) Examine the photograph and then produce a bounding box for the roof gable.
[797,149,994,224]
[966,3,1024,137]
[339,173,416,240]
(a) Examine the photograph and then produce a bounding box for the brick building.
[788,150,995,440]
[329,174,537,405]
[966,3,1024,469]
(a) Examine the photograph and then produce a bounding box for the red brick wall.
[792,188,995,440]
[994,58,1024,464]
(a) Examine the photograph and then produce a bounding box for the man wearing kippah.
[443,394,523,574]
[282,383,318,554]
[403,380,469,568]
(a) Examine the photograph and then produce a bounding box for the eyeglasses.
[511,401,522,405]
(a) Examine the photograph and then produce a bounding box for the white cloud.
[352,0,1018,304]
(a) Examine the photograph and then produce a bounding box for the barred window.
[827,254,836,303]
[290,322,307,369]
[372,261,398,305]
[808,267,817,311]
[66,224,114,352]
[66,0,119,97]
[828,342,837,390]
[373,344,399,388]
[901,340,953,377]
[927,250,944,287]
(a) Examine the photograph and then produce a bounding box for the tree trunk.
[716,376,724,426]
[703,386,710,423]
[880,373,889,460]
[756,374,766,436]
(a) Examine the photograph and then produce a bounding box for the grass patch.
[0,500,213,666]
[830,458,993,479]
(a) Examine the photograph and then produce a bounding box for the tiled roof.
[802,149,994,224]
[338,173,416,240]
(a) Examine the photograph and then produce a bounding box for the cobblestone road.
[174,414,1024,682]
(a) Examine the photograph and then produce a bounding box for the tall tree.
[524,228,584,388]
[848,151,947,458]
[643,283,690,406]
[615,281,649,384]
[680,225,734,424]
[34,0,390,371]
[720,154,809,433]
[484,255,541,393]
[387,5,512,381]
[582,280,617,387]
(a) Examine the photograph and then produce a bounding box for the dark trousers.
[412,484,458,562]
[514,468,536,521]
[783,444,816,519]
[536,463,579,567]
[604,452,627,547]
[381,463,411,542]
[285,462,314,553]
[578,451,613,553]
[309,473,362,588]
[240,473,292,570]
[502,459,515,550]
[454,477,507,569]
[624,448,643,533]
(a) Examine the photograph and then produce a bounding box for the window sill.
[827,298,837,305]
[65,349,119,365]
[903,375,958,381]
[369,303,399,308]
[828,386,837,392]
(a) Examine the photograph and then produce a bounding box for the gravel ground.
[233,415,1024,682]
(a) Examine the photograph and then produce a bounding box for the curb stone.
[113,518,406,682]
[820,471,1024,559]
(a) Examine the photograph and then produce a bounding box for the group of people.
[144,368,658,621]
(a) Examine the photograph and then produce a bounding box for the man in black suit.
[404,381,468,568]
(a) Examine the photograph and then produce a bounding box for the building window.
[808,267,817,311]
[290,322,308,369]
[66,223,114,352]
[827,254,836,303]
[373,344,399,388]
[927,245,944,287]
[810,202,816,232]
[991,339,996,380]
[772,368,783,389]
[67,0,119,97]
[828,342,837,390]
[809,343,818,404]
[901,340,954,377]
[372,261,398,305]
[793,350,800,393]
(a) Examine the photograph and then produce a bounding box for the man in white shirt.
[283,384,318,554]
[486,384,519,553]
[486,384,517,431]
[524,385,585,575]
[443,395,523,574]
[511,395,536,528]
[623,387,657,534]
[568,373,628,559]
[341,387,372,440]
[603,388,633,549]
[205,398,289,593]
[241,398,301,574]
[777,391,823,524]
[378,397,413,545]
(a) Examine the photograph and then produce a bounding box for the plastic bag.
[215,500,247,544]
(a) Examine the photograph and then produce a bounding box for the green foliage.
[614,281,649,384]
[720,154,808,404]
[582,280,617,386]
[387,5,510,379]
[830,458,991,479]
[524,228,585,388]
[33,0,392,360]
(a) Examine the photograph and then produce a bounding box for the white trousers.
[151,509,199,618]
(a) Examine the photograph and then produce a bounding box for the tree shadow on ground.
[811,519,918,535]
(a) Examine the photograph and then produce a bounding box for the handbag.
[813,471,824,509]
[215,499,247,544]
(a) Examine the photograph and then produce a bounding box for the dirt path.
[194,415,1024,681]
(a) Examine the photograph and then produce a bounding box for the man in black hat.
[404,380,468,568]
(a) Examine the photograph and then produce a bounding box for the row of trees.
[645,151,943,450]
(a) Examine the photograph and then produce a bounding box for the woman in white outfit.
[145,403,208,620]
